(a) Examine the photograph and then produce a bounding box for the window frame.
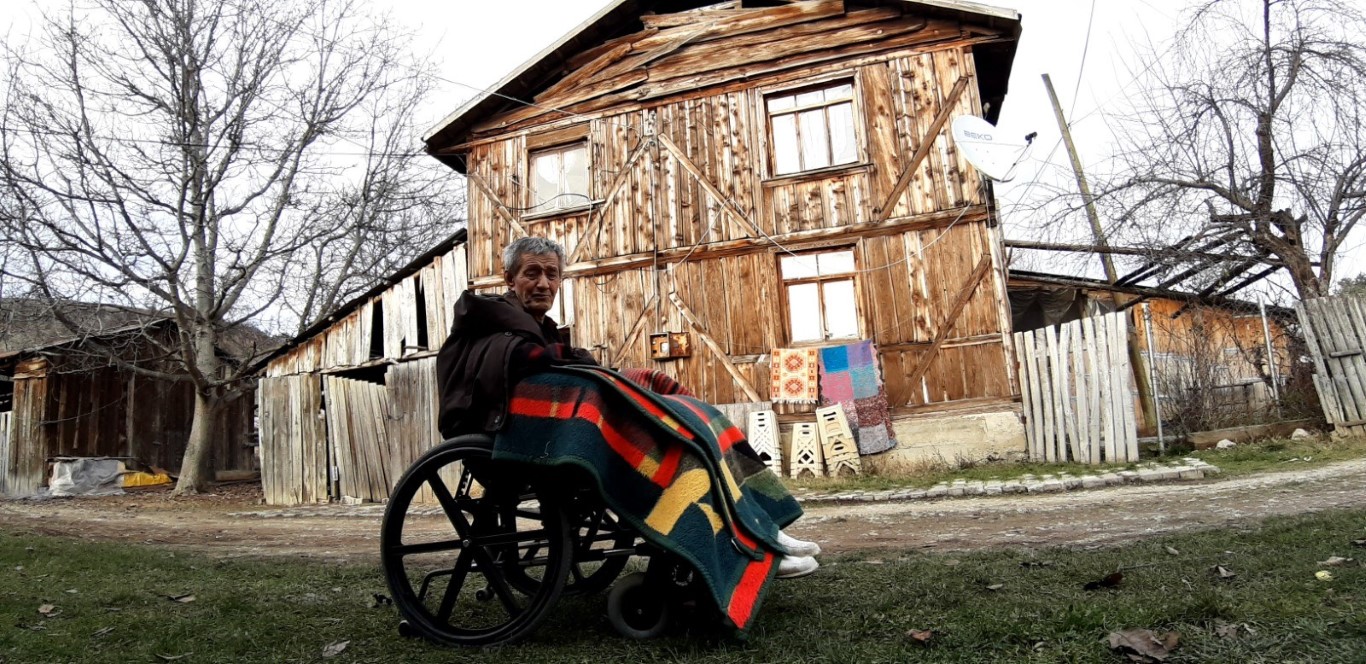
[777,247,863,346]
[760,74,867,179]
[526,140,592,216]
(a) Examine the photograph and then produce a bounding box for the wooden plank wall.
[542,220,1009,411]
[258,375,328,506]
[265,244,469,378]
[385,358,442,494]
[1013,312,1139,465]
[0,411,11,496]
[324,375,393,503]
[1296,296,1366,436]
[7,360,47,496]
[3,356,255,496]
[461,11,994,283]
[453,2,1015,414]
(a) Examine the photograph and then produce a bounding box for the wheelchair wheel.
[564,498,636,595]
[502,491,635,597]
[380,438,571,647]
[607,572,671,639]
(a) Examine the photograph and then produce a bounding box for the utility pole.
[1042,73,1116,283]
[1042,73,1158,437]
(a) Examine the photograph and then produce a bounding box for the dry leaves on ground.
[322,640,350,658]
[37,604,57,616]
[1212,565,1237,579]
[1214,622,1256,640]
[905,629,933,646]
[167,593,196,603]
[1165,546,1180,556]
[1317,556,1353,567]
[1083,571,1123,591]
[1107,628,1180,663]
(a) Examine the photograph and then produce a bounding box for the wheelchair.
[380,435,710,647]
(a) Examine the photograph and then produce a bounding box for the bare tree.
[1098,0,1366,299]
[0,0,460,494]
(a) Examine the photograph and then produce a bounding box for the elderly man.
[436,237,819,579]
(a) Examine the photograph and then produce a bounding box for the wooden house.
[255,231,469,505]
[425,0,1027,470]
[0,320,256,497]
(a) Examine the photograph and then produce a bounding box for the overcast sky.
[6,0,1361,295]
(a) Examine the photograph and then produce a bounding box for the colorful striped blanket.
[492,366,802,632]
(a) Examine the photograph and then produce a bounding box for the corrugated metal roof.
[425,0,1022,168]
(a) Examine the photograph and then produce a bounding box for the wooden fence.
[0,412,11,496]
[1296,296,1366,437]
[1014,312,1139,464]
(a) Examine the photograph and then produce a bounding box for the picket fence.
[1014,312,1140,464]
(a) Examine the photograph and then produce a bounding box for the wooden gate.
[1014,312,1139,464]
[1296,295,1366,436]
[0,412,12,496]
[324,375,394,502]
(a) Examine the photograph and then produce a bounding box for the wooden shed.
[425,0,1026,469]
[255,231,468,505]
[1009,271,1297,433]
[0,321,256,497]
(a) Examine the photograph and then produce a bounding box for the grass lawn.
[786,434,1366,495]
[2,511,1364,663]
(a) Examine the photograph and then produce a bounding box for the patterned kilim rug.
[493,366,803,633]
[818,341,898,455]
[770,348,820,404]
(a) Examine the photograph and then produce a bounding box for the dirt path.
[3,460,1365,563]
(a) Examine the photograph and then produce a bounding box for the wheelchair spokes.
[381,439,570,647]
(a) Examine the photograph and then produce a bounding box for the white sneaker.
[777,530,821,557]
[776,555,819,579]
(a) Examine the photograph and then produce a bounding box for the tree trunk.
[172,326,222,496]
[172,387,222,495]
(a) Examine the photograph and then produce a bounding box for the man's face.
[505,252,561,320]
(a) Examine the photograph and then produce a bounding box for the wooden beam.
[656,134,762,239]
[905,254,992,386]
[873,74,972,224]
[668,291,763,402]
[465,172,529,239]
[609,294,660,369]
[466,206,990,286]
[568,138,654,264]
[1006,239,1293,266]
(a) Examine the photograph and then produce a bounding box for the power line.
[1069,0,1099,119]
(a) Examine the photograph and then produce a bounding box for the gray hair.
[502,237,566,276]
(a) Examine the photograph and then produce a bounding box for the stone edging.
[792,458,1221,505]
[231,458,1222,518]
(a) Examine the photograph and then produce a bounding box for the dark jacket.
[436,290,597,437]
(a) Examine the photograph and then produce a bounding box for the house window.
[780,249,859,343]
[766,81,859,176]
[529,142,589,212]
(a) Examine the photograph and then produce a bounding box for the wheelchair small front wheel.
[607,572,671,639]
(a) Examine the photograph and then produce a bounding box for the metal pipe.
[1142,302,1165,455]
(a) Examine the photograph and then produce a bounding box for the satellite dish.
[951,116,1028,182]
